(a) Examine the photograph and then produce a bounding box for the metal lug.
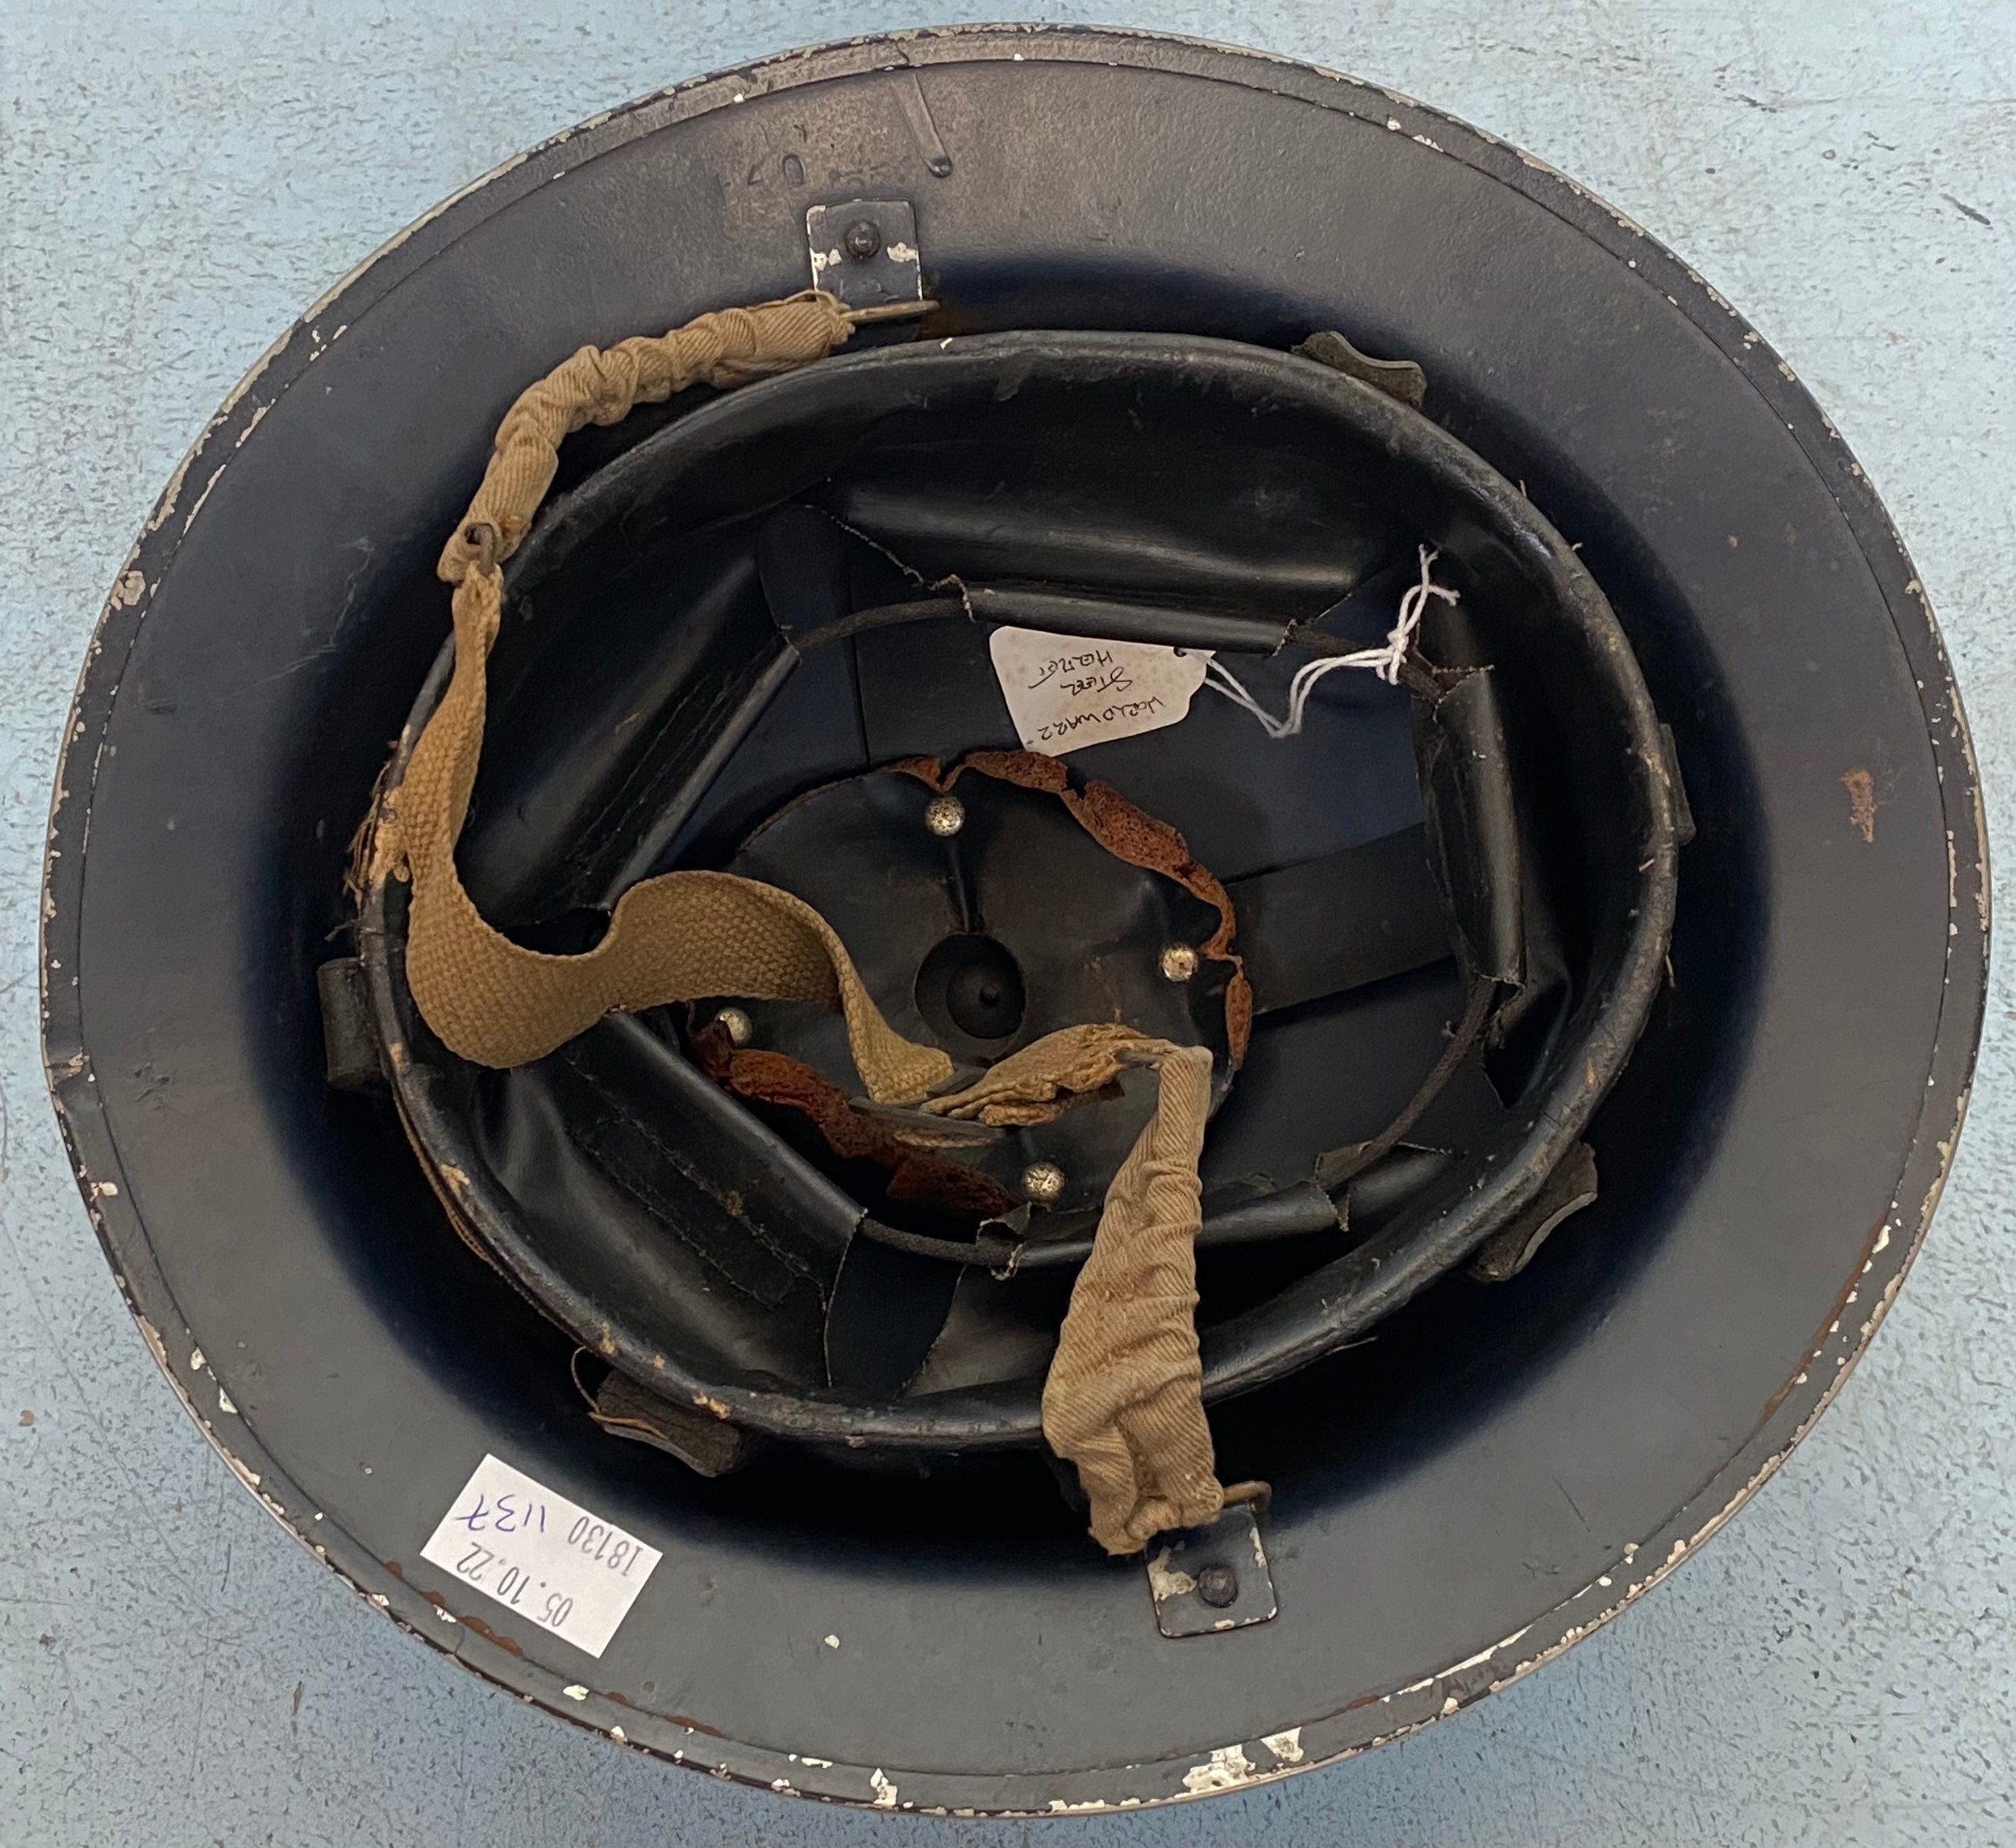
[1146,1500,1277,1638]
[807,199,923,317]
[317,956,385,1093]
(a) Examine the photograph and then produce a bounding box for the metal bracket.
[806,200,923,316]
[1146,1500,1278,1638]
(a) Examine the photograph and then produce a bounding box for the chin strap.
[367,292,951,1101]
[433,290,863,581]
[929,1026,1251,1550]
[364,290,1245,1554]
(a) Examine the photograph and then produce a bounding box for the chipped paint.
[133,1313,167,1368]
[1395,1619,1535,1697]
[180,463,227,536]
[869,1767,898,1808]
[1181,1745,1256,1793]
[1260,1726,1304,1764]
[1145,1546,1196,1600]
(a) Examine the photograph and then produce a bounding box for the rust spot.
[18,1409,34,1427]
[455,1611,526,1657]
[668,1712,726,1737]
[384,1560,404,1577]
[1841,768,1876,843]
[695,1025,1019,1218]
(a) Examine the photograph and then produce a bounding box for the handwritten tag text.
[419,1453,662,1658]
[989,628,1210,755]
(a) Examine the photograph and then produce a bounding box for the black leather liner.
[360,331,1676,1450]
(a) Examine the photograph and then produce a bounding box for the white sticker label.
[420,1453,662,1659]
[988,626,1212,755]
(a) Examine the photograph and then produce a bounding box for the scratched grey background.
[1,2,2010,1843]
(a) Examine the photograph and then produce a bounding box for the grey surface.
[1,2,2010,1842]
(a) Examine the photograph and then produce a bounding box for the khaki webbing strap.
[382,560,951,1099]
[372,291,1237,1552]
[435,291,856,582]
[373,292,951,1101]
[931,1027,1234,1551]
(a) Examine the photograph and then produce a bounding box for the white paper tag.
[420,1453,662,1659]
[988,626,1211,755]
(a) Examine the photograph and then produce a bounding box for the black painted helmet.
[50,28,1980,1810]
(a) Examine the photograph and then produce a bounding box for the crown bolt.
[1020,1160,1066,1205]
[1196,1564,1239,1608]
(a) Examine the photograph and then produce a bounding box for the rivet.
[924,795,966,838]
[1159,944,1199,982]
[1019,1160,1066,1205]
[1196,1564,1239,1608]
[713,1006,754,1047]
[843,219,882,260]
